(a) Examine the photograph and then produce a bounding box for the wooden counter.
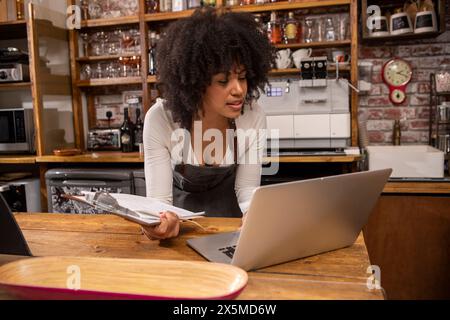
[0,155,36,164]
[0,214,383,300]
[383,180,450,194]
[35,151,360,164]
[365,181,450,299]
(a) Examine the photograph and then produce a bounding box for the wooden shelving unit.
[68,0,360,152]
[0,82,32,90]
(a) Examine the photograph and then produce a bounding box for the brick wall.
[358,8,450,145]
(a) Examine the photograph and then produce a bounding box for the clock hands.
[395,70,411,77]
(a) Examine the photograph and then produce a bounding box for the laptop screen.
[0,194,32,256]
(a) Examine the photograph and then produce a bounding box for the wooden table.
[0,214,384,300]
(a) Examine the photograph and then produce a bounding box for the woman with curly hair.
[142,7,276,240]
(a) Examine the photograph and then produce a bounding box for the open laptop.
[187,169,392,271]
[0,194,32,256]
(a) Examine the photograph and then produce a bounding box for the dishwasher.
[45,168,134,214]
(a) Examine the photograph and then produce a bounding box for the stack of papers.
[72,192,205,226]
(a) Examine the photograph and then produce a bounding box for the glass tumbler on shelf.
[130,55,141,77]
[339,13,350,40]
[226,0,240,5]
[79,32,90,57]
[88,0,102,20]
[80,0,89,20]
[105,62,119,79]
[146,0,160,13]
[93,63,105,79]
[304,18,315,43]
[119,56,131,77]
[324,16,337,42]
[435,65,450,93]
[80,64,92,80]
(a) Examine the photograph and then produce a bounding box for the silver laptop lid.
[231,169,392,271]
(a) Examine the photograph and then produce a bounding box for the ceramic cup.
[331,50,350,63]
[275,49,293,69]
[292,48,312,69]
[414,10,437,34]
[368,15,390,37]
[390,12,413,36]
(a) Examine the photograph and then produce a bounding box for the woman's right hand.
[141,211,180,240]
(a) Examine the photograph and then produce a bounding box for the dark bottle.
[393,120,401,146]
[133,108,144,151]
[148,32,157,75]
[120,108,134,153]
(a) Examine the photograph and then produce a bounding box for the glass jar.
[436,65,450,93]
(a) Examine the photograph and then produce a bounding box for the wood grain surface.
[0,214,383,300]
[0,256,248,300]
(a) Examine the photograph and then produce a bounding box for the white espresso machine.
[257,77,351,151]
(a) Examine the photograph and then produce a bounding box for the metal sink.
[367,145,445,178]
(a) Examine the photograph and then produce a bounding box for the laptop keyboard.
[219,245,236,259]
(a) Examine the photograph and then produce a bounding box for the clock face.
[383,59,412,87]
[390,89,406,104]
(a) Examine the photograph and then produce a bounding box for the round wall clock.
[382,58,413,105]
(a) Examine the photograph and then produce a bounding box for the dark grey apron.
[172,122,242,218]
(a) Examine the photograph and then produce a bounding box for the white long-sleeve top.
[143,98,267,214]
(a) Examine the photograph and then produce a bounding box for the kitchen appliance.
[0,108,35,153]
[0,63,29,82]
[257,78,350,149]
[0,48,29,83]
[0,178,41,212]
[299,56,328,87]
[87,129,121,151]
[133,170,146,197]
[0,47,29,64]
[45,168,134,214]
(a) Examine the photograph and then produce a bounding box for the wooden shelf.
[143,1,351,22]
[34,152,360,164]
[363,31,442,43]
[0,155,36,164]
[36,152,143,163]
[76,53,141,62]
[264,155,361,163]
[145,9,196,22]
[0,82,32,90]
[77,77,142,87]
[361,0,446,43]
[0,20,27,40]
[230,0,351,13]
[269,64,350,75]
[80,16,140,28]
[275,39,351,49]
